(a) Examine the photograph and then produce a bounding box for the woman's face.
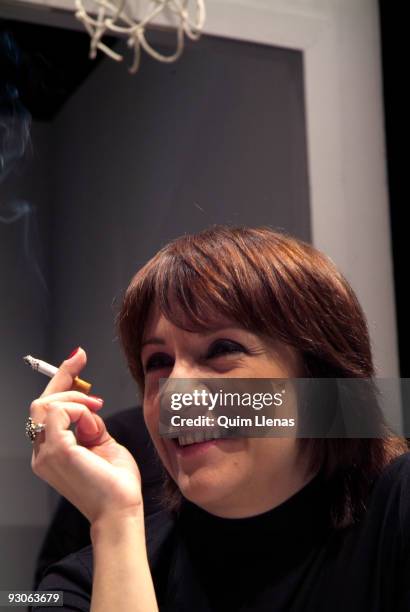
[141,305,312,517]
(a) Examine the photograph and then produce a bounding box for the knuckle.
[30,399,52,415]
[71,391,86,402]
[30,398,41,412]
[49,402,70,419]
[53,443,74,465]
[49,404,72,429]
[51,403,65,414]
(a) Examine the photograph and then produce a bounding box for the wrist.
[90,508,145,545]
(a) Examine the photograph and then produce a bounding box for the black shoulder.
[145,508,176,566]
[370,451,410,547]
[32,546,92,612]
[373,451,410,493]
[33,508,175,611]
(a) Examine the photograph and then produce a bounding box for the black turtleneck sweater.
[176,470,331,611]
[33,452,410,612]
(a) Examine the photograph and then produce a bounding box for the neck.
[191,463,318,519]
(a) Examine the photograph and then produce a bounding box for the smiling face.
[141,304,314,518]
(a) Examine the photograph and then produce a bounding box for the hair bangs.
[152,246,248,333]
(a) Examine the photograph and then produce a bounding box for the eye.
[207,339,246,358]
[144,352,173,373]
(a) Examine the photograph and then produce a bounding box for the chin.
[177,473,237,510]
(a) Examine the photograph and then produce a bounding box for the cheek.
[143,377,161,421]
[250,438,298,468]
[143,392,160,440]
[143,396,173,470]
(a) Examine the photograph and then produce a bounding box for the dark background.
[2,3,406,377]
[379,0,408,377]
[0,15,311,591]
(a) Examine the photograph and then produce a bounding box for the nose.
[169,357,206,380]
[164,358,215,421]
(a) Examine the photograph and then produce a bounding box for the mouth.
[171,430,227,447]
[166,431,240,460]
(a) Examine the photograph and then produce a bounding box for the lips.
[176,430,226,446]
[170,437,222,450]
[171,436,223,457]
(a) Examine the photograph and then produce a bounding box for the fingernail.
[67,347,80,359]
[89,415,100,435]
[89,395,104,404]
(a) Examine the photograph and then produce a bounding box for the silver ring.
[25,416,46,443]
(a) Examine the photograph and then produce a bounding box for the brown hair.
[117,225,408,528]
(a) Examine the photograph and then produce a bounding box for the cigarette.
[23,355,92,394]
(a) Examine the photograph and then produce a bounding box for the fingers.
[31,401,109,458]
[31,391,103,413]
[44,401,98,440]
[40,347,87,398]
[30,403,110,500]
[30,392,105,453]
[76,412,111,447]
[45,403,110,447]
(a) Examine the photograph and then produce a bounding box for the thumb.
[41,347,87,397]
[76,412,111,447]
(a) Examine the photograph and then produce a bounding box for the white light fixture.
[74,0,206,74]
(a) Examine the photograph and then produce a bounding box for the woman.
[30,225,410,612]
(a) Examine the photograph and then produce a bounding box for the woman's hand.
[30,348,144,526]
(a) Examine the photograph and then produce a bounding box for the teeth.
[177,430,223,446]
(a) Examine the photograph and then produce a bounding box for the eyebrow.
[141,326,243,350]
